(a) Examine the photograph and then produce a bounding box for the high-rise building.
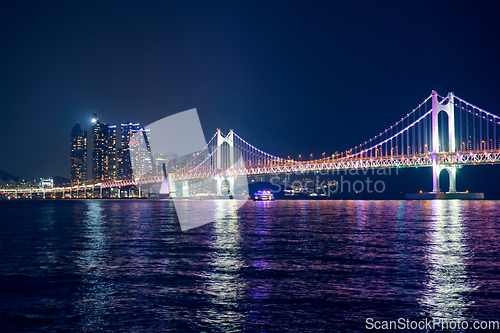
[90,117,154,181]
[92,112,118,182]
[107,125,118,181]
[129,128,155,179]
[119,122,140,178]
[70,122,87,185]
[153,153,176,175]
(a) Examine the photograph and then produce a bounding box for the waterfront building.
[129,128,154,179]
[119,122,140,178]
[70,122,87,185]
[92,113,117,182]
[40,178,53,188]
[107,125,118,181]
[152,153,177,175]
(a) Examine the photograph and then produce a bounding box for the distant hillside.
[0,169,19,181]
[0,169,70,186]
[52,176,71,186]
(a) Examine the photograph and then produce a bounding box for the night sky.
[1,1,499,179]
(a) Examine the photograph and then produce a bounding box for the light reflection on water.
[203,200,247,332]
[75,201,114,331]
[420,200,474,321]
[1,199,499,332]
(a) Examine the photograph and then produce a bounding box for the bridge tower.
[431,90,457,193]
[216,129,235,196]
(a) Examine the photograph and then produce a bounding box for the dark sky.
[1,1,499,178]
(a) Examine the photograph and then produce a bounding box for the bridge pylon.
[216,128,235,196]
[431,90,457,193]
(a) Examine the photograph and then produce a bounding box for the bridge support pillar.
[433,165,458,193]
[432,154,438,193]
[216,176,222,196]
[431,91,457,193]
[216,176,235,196]
[215,129,236,197]
[448,167,457,193]
[216,129,234,169]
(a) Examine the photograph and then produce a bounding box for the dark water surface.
[1,200,499,332]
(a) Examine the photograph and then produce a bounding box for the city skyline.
[1,1,499,180]
[86,112,152,183]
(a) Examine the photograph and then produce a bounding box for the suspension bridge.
[159,90,500,198]
[2,90,499,199]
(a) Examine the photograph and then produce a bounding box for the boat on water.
[253,190,275,201]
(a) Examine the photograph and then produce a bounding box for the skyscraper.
[119,122,140,179]
[129,128,154,179]
[70,122,87,185]
[107,125,117,181]
[92,112,117,182]
[92,112,107,181]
